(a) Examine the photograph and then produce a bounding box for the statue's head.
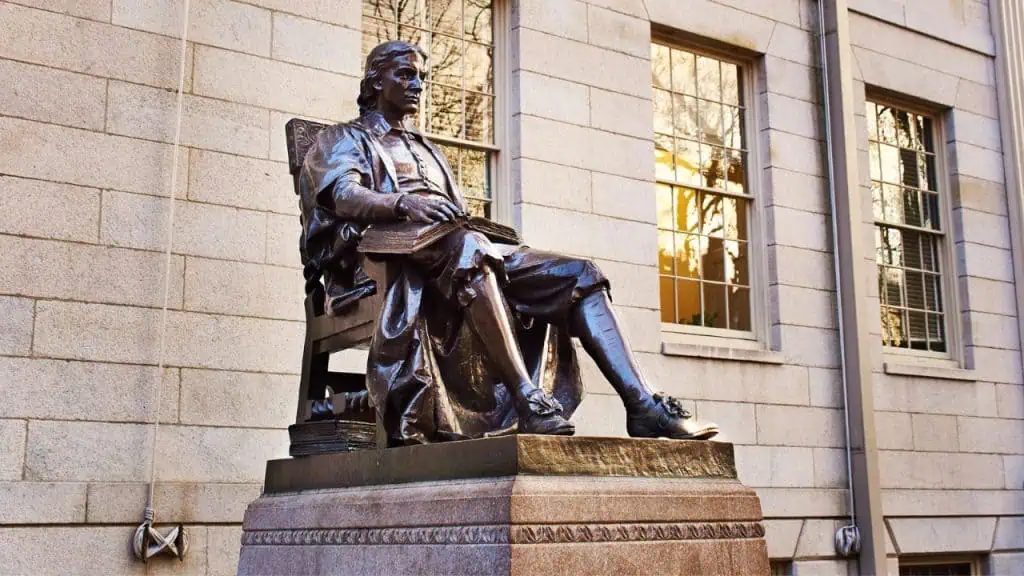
[358,40,429,117]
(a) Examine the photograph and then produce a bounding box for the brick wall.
[0,0,1021,574]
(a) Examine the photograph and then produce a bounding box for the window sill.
[661,341,786,365]
[882,361,977,382]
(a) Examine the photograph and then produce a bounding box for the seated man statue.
[298,40,718,446]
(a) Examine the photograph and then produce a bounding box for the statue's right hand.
[397,194,463,223]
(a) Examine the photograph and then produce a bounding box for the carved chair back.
[285,119,384,449]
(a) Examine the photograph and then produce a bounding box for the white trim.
[491,0,513,226]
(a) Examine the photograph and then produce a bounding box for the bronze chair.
[284,118,386,456]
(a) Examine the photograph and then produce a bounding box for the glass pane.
[927,314,947,352]
[696,55,721,101]
[464,42,493,94]
[461,148,489,195]
[703,236,726,283]
[879,144,900,185]
[364,0,396,21]
[675,139,701,186]
[674,186,699,234]
[895,110,916,149]
[701,144,726,190]
[673,94,699,139]
[725,149,746,195]
[903,230,923,269]
[428,83,462,138]
[674,233,701,279]
[676,279,702,325]
[465,93,492,142]
[398,0,427,27]
[871,182,884,220]
[881,184,905,224]
[429,33,462,86]
[880,227,904,266]
[924,273,943,312]
[652,44,672,90]
[429,0,462,36]
[877,105,897,145]
[362,18,395,54]
[659,276,675,323]
[671,49,696,95]
[465,197,490,218]
[701,193,723,237]
[918,154,938,191]
[654,89,674,135]
[869,142,881,181]
[906,271,926,310]
[721,62,740,105]
[725,240,749,285]
[464,0,492,43]
[865,101,878,141]
[729,286,751,330]
[908,310,928,349]
[903,187,923,227]
[881,306,905,347]
[874,227,886,266]
[702,282,727,328]
[656,184,673,230]
[881,266,905,307]
[724,197,745,240]
[722,105,744,149]
[920,116,935,152]
[655,135,674,180]
[899,148,920,188]
[921,235,939,272]
[699,100,723,143]
[657,231,674,274]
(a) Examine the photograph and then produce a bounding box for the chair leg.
[295,334,329,424]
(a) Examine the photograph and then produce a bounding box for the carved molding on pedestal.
[241,521,766,547]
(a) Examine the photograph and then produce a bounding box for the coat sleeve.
[303,125,405,222]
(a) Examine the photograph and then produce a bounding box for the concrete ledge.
[883,362,978,382]
[661,342,786,365]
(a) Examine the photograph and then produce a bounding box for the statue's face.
[376,52,425,116]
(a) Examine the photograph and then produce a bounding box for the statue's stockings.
[462,266,654,415]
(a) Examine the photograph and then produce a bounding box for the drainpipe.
[814,1,888,574]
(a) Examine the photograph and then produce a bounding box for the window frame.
[865,92,964,365]
[359,0,510,224]
[651,37,769,347]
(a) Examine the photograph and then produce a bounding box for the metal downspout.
[815,0,861,560]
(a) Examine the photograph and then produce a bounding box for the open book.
[356,216,521,255]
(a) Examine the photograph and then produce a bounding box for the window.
[362,0,496,218]
[651,42,752,333]
[866,101,948,353]
[899,560,975,576]
[770,560,793,576]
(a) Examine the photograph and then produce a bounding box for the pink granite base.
[238,474,770,575]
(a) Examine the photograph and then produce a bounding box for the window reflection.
[654,43,752,331]
[363,0,496,218]
[867,101,946,352]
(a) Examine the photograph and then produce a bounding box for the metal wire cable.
[144,0,192,522]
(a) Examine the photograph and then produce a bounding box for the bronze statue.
[298,40,718,446]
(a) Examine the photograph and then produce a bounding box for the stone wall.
[0,0,1021,574]
[0,0,364,573]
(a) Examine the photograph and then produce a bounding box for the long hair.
[357,40,428,115]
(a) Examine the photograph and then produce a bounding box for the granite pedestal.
[237,436,769,575]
